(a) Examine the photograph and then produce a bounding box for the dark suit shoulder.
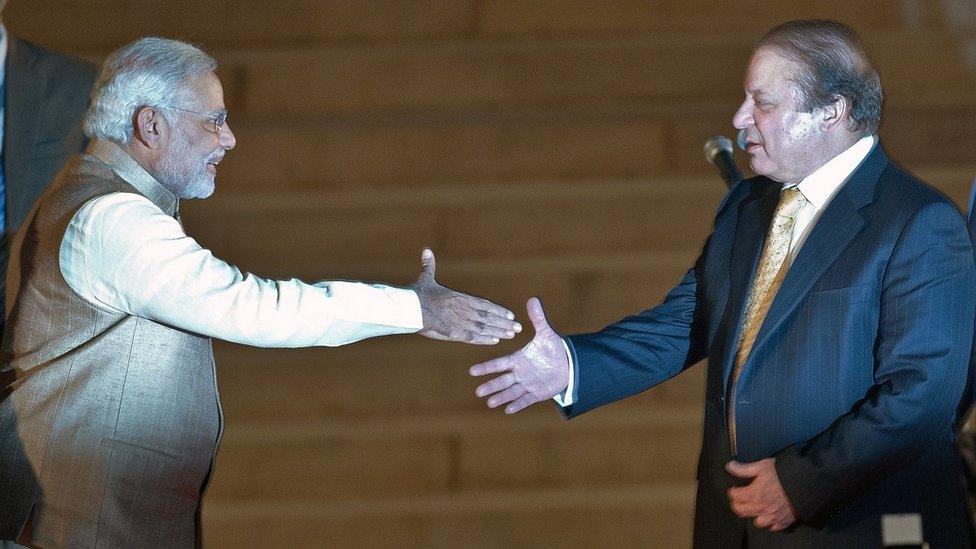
[12,38,98,94]
[874,161,963,219]
[15,38,97,76]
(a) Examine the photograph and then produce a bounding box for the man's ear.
[818,94,851,133]
[132,106,165,148]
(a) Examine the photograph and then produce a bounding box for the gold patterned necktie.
[727,186,807,456]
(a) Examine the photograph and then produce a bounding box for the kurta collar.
[88,139,178,216]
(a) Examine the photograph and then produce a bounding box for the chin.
[181,180,216,200]
[195,186,216,199]
[748,159,781,182]
[749,158,768,177]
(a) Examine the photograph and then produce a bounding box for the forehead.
[183,71,225,109]
[743,47,800,96]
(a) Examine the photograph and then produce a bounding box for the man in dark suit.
[1,2,97,332]
[471,20,976,547]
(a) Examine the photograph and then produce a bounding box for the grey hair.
[84,37,216,143]
[757,20,883,136]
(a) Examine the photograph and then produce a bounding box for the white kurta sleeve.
[59,192,423,347]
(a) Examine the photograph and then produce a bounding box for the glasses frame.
[163,106,228,134]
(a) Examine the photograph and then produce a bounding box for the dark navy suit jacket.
[1,37,96,334]
[564,144,976,548]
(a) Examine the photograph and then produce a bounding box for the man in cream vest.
[0,37,521,547]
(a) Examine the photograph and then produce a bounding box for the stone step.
[206,406,704,503]
[214,108,679,191]
[3,1,474,51]
[207,32,974,118]
[6,0,912,53]
[202,484,697,547]
[181,179,721,276]
[9,27,972,117]
[199,100,976,191]
[478,0,912,36]
[182,168,976,274]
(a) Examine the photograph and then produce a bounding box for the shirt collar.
[87,139,178,215]
[788,135,876,209]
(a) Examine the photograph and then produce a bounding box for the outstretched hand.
[410,248,521,345]
[469,297,569,413]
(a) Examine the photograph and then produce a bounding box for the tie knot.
[777,187,807,219]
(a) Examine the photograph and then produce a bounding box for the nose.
[732,98,753,130]
[220,121,237,150]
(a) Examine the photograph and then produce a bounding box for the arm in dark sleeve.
[558,181,749,418]
[562,257,709,417]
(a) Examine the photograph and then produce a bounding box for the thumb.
[419,248,436,279]
[725,460,759,479]
[526,297,552,334]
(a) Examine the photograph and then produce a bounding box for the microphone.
[704,135,742,189]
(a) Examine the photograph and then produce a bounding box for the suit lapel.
[4,37,44,227]
[744,144,887,364]
[720,180,780,386]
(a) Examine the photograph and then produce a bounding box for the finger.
[463,332,501,345]
[726,460,760,479]
[475,373,517,398]
[768,520,789,532]
[729,501,756,518]
[752,514,786,532]
[464,320,515,339]
[419,248,436,279]
[505,392,540,414]
[487,384,526,409]
[727,490,761,517]
[727,485,756,505]
[468,304,522,332]
[466,311,522,339]
[470,356,516,377]
[469,297,517,322]
[526,297,552,333]
[728,499,759,518]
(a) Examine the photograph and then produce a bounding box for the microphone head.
[704,135,734,164]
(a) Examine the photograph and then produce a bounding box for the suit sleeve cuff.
[552,337,578,407]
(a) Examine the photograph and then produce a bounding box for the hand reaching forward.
[469,297,569,413]
[410,249,521,344]
[726,458,798,531]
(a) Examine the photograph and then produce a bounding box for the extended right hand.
[410,248,521,345]
[469,297,569,414]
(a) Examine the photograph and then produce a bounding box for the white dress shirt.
[556,135,877,406]
[59,144,424,348]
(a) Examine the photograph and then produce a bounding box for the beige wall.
[6,1,976,546]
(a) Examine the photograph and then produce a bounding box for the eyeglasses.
[163,106,228,134]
